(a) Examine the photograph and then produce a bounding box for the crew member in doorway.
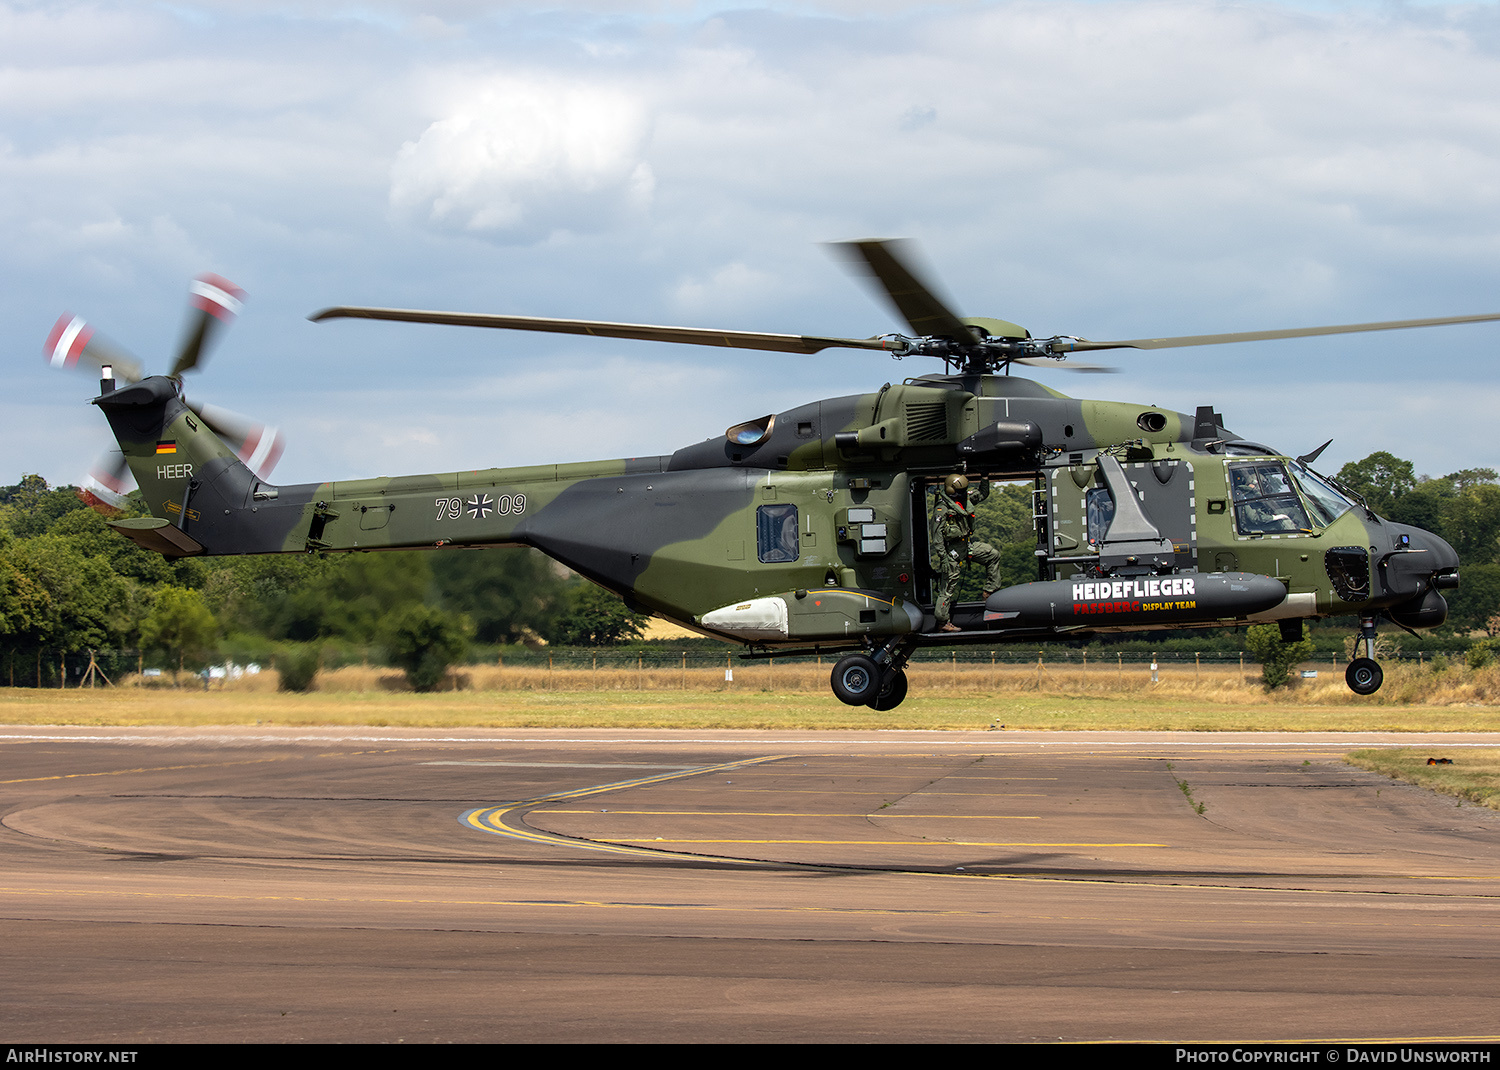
[933,474,1002,632]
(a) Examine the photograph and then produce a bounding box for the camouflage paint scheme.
[98,367,1460,675]
[71,239,1485,706]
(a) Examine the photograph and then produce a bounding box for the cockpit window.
[1288,463,1355,526]
[1220,442,1280,456]
[1228,461,1311,535]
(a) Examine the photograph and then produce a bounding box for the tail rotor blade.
[76,451,134,516]
[170,274,245,378]
[187,399,284,479]
[235,421,285,480]
[43,314,144,383]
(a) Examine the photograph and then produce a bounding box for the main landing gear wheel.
[1346,657,1383,696]
[868,667,908,711]
[831,654,880,706]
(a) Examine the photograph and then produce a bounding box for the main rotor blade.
[308,306,902,355]
[830,239,979,345]
[1056,312,1500,353]
[169,274,245,378]
[1011,356,1117,374]
[44,315,144,383]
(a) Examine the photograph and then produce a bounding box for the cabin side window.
[1085,487,1115,547]
[756,503,799,563]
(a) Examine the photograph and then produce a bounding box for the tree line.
[0,475,647,689]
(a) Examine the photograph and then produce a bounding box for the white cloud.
[389,79,654,242]
[669,260,782,317]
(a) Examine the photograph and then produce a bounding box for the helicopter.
[51,240,1488,709]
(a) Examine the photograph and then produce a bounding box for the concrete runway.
[1,725,1497,1043]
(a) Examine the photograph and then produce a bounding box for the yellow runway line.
[463,753,792,861]
[535,809,1042,819]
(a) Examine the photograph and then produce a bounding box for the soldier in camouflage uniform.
[933,473,1003,632]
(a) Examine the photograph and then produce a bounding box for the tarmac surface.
[1,725,1498,1043]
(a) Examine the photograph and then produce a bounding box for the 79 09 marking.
[435,494,525,521]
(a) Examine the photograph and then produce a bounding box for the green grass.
[6,686,1500,732]
[1345,748,1500,811]
[1166,761,1207,814]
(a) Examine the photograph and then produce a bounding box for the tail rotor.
[44,273,284,514]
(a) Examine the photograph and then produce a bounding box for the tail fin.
[94,375,266,555]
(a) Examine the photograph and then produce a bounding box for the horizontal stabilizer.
[107,517,206,558]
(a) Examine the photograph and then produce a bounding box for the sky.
[7,0,1500,491]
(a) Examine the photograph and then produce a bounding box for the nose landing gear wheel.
[1346,657,1383,695]
[868,667,908,711]
[831,654,880,705]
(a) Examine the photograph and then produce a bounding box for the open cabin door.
[1044,456,1197,580]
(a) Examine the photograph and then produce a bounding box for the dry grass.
[282,658,1500,708]
[1345,747,1500,811]
[5,658,1500,730]
[111,658,1500,700]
